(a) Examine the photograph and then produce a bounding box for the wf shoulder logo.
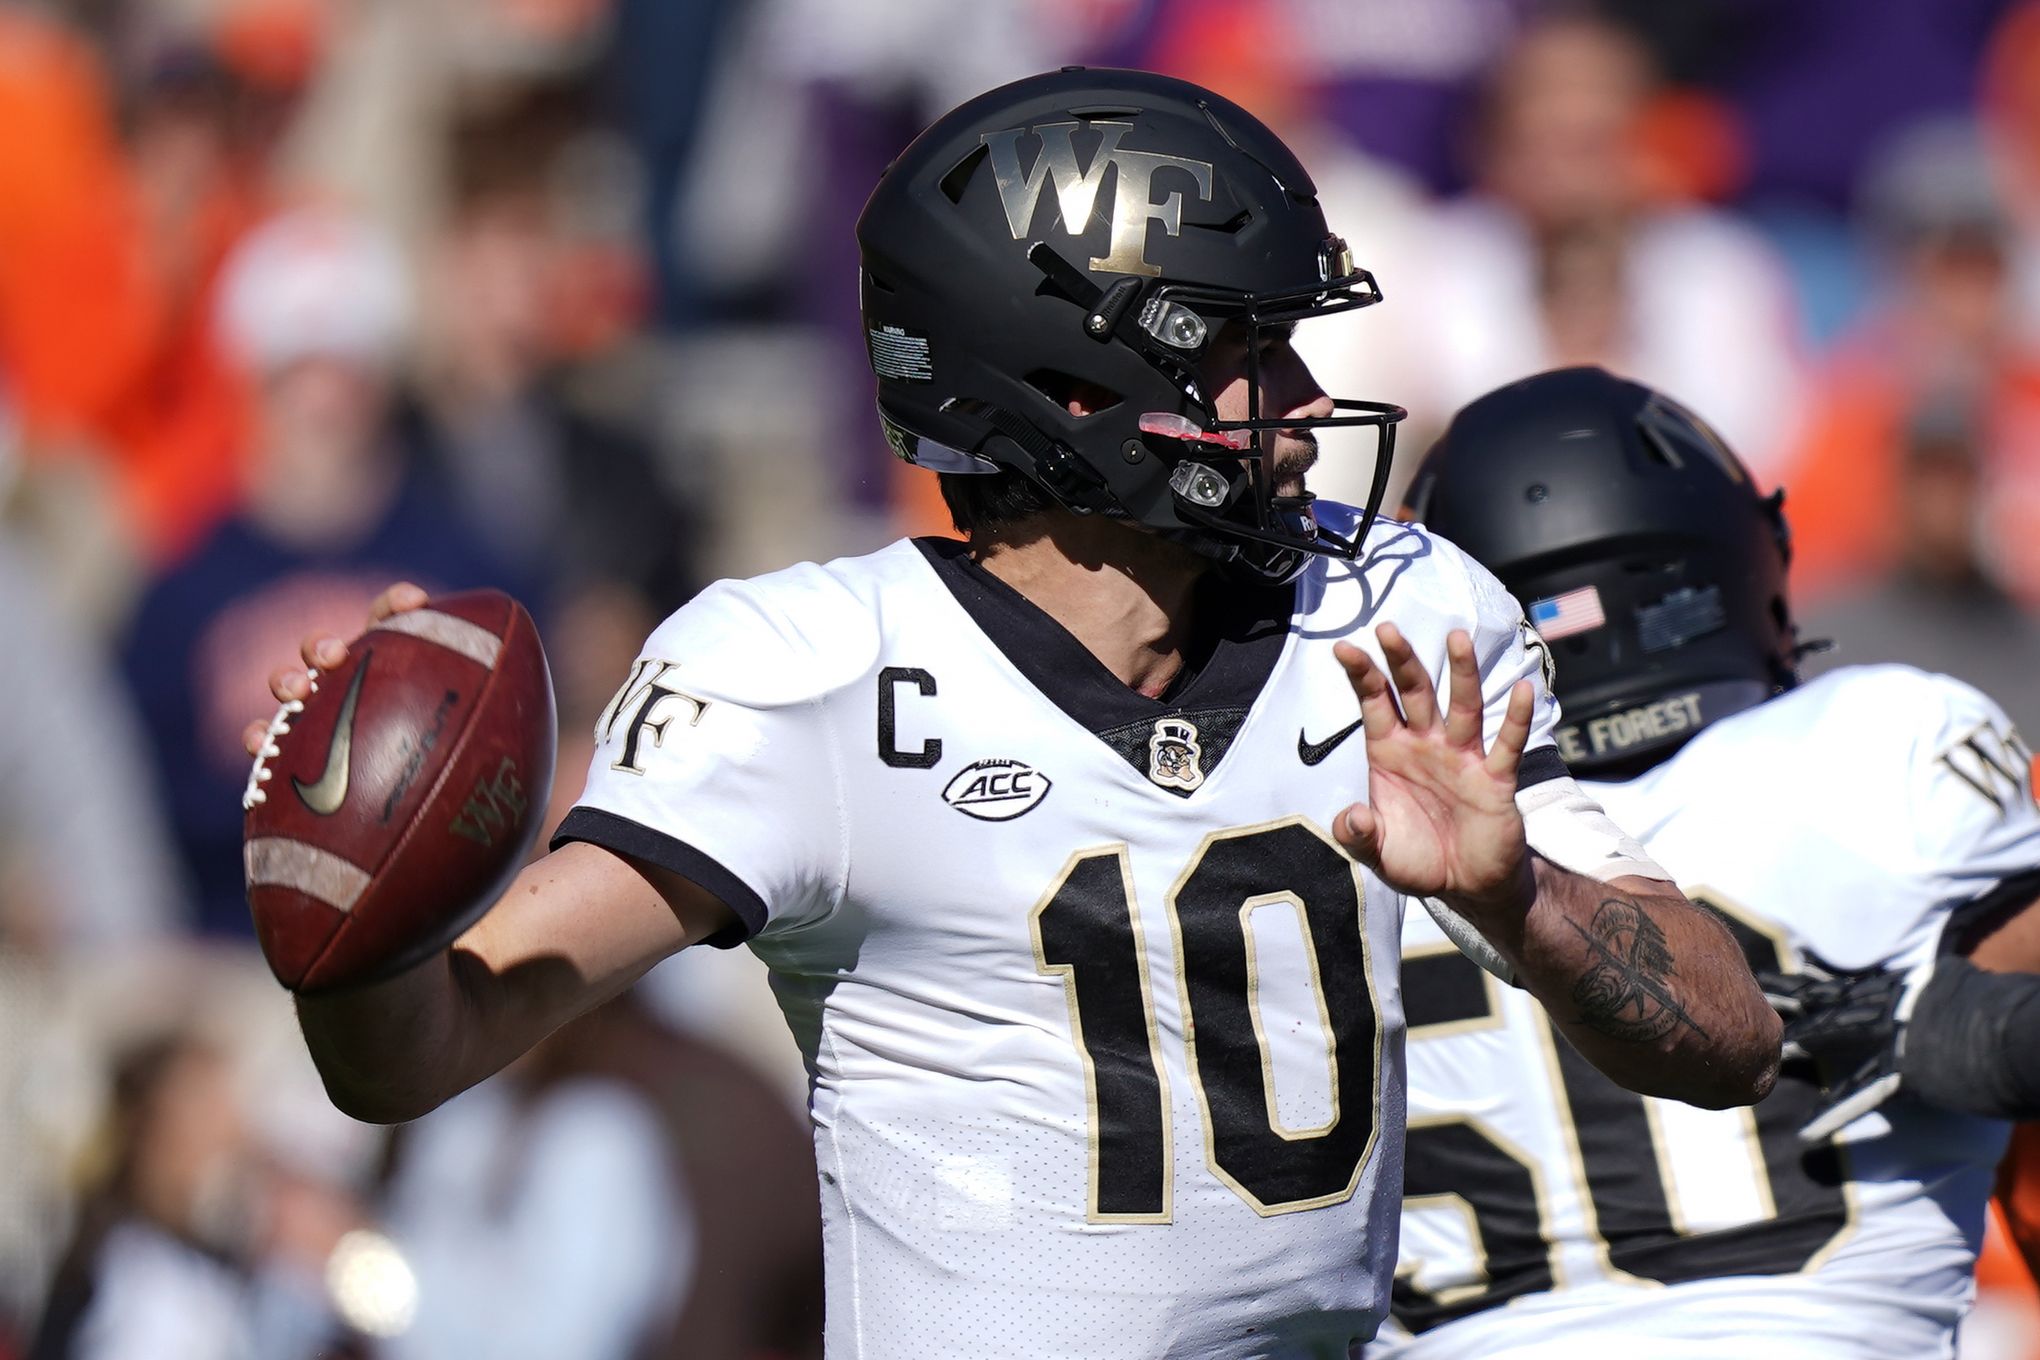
[1940,720,2035,814]
[943,759,1052,821]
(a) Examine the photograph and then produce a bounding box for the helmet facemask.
[1015,236,1407,584]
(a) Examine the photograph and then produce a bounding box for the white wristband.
[1518,775,1668,885]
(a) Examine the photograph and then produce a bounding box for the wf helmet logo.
[983,121,1214,278]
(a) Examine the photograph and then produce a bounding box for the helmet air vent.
[1637,419,1685,468]
[1187,208,1252,236]
[939,144,988,204]
[1026,370,1123,415]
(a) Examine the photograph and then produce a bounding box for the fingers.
[1332,801,1384,871]
[269,664,316,704]
[251,582,423,762]
[1443,630,1483,749]
[1334,640,1402,742]
[369,581,428,623]
[1483,679,1535,776]
[288,581,421,685]
[298,634,346,670]
[1376,623,1437,730]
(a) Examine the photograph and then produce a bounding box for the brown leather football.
[241,590,556,992]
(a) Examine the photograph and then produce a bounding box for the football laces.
[240,670,318,810]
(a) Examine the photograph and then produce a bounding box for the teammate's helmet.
[857,67,1406,585]
[1405,367,1799,776]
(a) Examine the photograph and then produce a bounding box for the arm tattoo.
[1566,898,1708,1043]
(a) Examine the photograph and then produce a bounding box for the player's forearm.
[294,847,676,1122]
[1454,857,1781,1108]
[294,947,479,1123]
[297,940,637,1124]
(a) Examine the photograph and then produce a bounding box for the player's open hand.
[1330,624,1535,916]
[240,582,430,758]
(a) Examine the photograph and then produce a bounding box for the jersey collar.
[912,537,1295,794]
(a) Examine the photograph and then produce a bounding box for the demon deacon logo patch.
[943,759,1052,821]
[1148,718,1204,792]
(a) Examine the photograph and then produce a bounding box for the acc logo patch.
[943,759,1052,821]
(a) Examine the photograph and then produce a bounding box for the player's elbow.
[301,1018,466,1124]
[312,1057,453,1125]
[321,1084,413,1126]
[1679,1007,1782,1110]
[323,1082,437,1127]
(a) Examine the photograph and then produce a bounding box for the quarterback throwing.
[245,70,1777,1358]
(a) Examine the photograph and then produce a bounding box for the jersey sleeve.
[1421,545,1668,983]
[1463,545,1568,790]
[1463,547,1668,882]
[552,581,847,947]
[1905,674,2040,947]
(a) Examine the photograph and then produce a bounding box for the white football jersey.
[556,507,1628,1359]
[1381,664,2040,1360]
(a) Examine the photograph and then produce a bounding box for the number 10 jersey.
[557,511,1610,1359]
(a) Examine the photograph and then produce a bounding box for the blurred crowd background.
[5,0,2040,1356]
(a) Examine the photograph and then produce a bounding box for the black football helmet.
[1405,367,1799,776]
[856,67,1406,585]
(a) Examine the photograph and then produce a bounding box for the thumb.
[1334,802,1383,869]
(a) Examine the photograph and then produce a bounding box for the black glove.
[1755,954,1924,1143]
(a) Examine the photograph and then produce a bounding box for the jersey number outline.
[1393,889,1856,1332]
[1031,817,1383,1221]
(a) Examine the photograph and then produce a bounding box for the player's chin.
[1270,434,1319,499]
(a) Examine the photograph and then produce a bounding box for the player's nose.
[1283,378,1334,425]
[1275,350,1333,424]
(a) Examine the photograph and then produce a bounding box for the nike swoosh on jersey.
[294,653,371,816]
[1297,717,1363,766]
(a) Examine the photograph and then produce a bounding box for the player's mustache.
[1274,432,1319,478]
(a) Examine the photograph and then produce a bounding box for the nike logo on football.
[294,654,370,816]
[1297,717,1362,766]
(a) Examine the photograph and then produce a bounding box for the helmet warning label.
[1637,585,1726,653]
[869,324,934,383]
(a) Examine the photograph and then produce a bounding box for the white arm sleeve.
[555,581,847,943]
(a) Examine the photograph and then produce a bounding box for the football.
[241,589,556,993]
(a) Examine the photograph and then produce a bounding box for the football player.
[245,73,1776,1357]
[1379,365,2040,1359]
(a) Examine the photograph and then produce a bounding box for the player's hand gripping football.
[240,582,429,758]
[1330,623,1535,917]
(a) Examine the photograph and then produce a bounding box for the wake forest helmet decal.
[1408,367,1799,777]
[1148,717,1205,792]
[856,68,1408,587]
[982,121,1214,278]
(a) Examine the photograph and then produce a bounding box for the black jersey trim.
[551,807,765,949]
[1940,864,2040,958]
[1517,746,1569,791]
[910,537,1294,734]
